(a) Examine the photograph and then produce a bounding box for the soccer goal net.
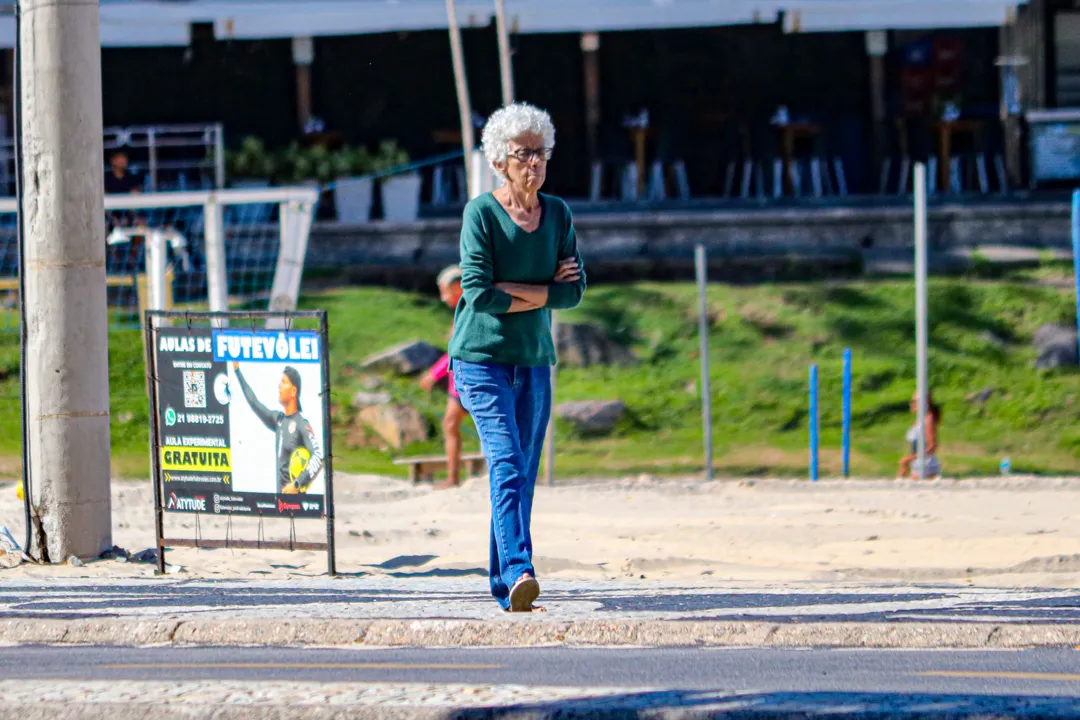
[0,186,320,330]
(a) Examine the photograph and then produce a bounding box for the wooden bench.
[393,453,486,484]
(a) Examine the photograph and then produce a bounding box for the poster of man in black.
[231,362,323,495]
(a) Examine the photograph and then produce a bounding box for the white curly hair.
[481,103,555,174]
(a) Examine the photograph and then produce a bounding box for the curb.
[2,618,1080,649]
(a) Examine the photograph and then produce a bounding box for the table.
[936,120,983,192]
[777,123,821,196]
[626,127,652,197]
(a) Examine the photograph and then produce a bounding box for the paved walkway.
[2,578,1079,623]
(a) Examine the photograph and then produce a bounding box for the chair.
[621,163,640,201]
[819,120,850,198]
[752,124,782,200]
[646,161,666,201]
[718,121,748,199]
[896,117,934,194]
[589,161,603,201]
[455,166,468,202]
[979,121,1009,194]
[431,165,449,205]
[673,160,691,201]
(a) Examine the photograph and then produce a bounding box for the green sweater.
[449,192,586,367]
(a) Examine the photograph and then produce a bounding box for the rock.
[967,387,995,404]
[358,374,384,390]
[351,391,392,409]
[1034,323,1074,349]
[0,526,21,556]
[0,551,21,569]
[556,400,626,435]
[359,341,443,376]
[132,548,157,563]
[67,555,84,567]
[345,418,381,449]
[1033,324,1078,369]
[556,323,636,368]
[358,403,428,448]
[979,331,1009,350]
[99,545,130,561]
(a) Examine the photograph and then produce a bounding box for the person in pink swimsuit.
[419,265,469,489]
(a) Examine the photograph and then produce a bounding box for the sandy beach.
[2,473,1080,588]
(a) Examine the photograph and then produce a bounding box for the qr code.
[183,371,206,408]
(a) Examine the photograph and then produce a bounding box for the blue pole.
[1072,190,1080,364]
[809,364,819,482]
[842,348,851,478]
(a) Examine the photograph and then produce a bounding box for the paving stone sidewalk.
[1,578,1080,649]
[3,680,1080,719]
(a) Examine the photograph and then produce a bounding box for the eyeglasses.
[507,147,553,163]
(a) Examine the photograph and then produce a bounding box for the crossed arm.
[496,259,582,312]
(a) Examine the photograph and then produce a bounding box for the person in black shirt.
[105,151,142,195]
[105,151,145,273]
[232,363,323,495]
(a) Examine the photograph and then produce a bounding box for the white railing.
[0,123,226,195]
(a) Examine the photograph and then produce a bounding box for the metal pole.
[544,311,557,486]
[446,0,477,197]
[809,365,819,482]
[914,162,929,480]
[1072,190,1080,364]
[147,128,157,192]
[144,313,166,575]
[146,231,168,312]
[20,0,112,561]
[695,244,713,481]
[203,198,228,313]
[494,0,515,106]
[213,123,226,189]
[842,348,851,478]
[266,194,318,328]
[319,312,337,576]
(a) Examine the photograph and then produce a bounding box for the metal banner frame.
[145,309,336,576]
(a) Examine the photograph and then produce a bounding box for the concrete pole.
[494,0,515,106]
[20,0,112,561]
[581,33,601,167]
[292,36,314,132]
[866,31,887,185]
[445,0,477,197]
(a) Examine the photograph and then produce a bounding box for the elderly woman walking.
[450,103,586,612]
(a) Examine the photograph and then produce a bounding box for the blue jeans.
[453,360,551,609]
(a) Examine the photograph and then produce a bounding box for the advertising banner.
[153,327,326,518]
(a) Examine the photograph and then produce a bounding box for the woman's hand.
[553,258,581,284]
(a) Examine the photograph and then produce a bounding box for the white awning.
[0,0,1028,47]
[779,0,1023,32]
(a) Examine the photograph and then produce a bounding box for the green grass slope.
[1,278,1078,480]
